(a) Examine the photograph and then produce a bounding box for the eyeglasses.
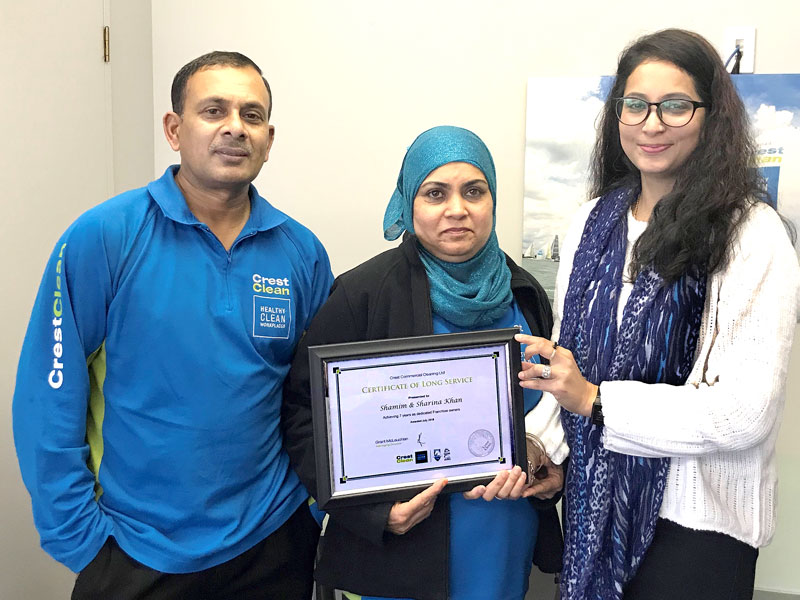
[615,97,710,128]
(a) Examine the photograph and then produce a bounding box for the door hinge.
[103,26,110,62]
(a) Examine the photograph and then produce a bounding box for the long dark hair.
[590,29,765,283]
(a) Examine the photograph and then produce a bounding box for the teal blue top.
[354,301,542,600]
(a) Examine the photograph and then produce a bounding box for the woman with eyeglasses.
[515,29,799,599]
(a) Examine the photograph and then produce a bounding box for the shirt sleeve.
[12,216,115,572]
[601,205,800,458]
[300,236,334,331]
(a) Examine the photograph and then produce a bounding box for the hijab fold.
[383,126,512,328]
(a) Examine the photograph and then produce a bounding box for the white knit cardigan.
[526,199,800,548]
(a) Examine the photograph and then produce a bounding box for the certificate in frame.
[308,327,526,509]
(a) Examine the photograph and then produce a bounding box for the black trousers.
[624,518,758,600]
[72,502,321,600]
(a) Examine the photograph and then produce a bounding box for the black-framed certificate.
[308,327,526,509]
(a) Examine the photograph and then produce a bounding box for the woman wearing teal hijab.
[284,126,568,599]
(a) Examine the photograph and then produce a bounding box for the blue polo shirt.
[13,166,333,573]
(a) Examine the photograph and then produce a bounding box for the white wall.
[0,1,154,598]
[1,2,114,597]
[150,1,800,593]
[110,0,155,194]
[153,1,800,275]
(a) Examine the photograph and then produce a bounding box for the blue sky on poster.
[523,74,800,256]
[734,75,800,231]
[523,76,610,255]
[735,74,800,125]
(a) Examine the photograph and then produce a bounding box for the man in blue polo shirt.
[13,51,333,599]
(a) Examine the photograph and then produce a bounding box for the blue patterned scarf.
[383,126,512,328]
[559,187,706,599]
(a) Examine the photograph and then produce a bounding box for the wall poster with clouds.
[522,74,800,303]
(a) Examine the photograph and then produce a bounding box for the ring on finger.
[541,365,552,379]
[549,341,559,361]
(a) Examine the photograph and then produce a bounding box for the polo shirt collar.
[147,165,288,233]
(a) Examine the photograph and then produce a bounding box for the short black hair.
[171,51,272,118]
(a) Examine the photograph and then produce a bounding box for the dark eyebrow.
[195,97,267,113]
[418,178,488,191]
[240,101,267,113]
[463,178,488,187]
[659,93,696,101]
[418,181,451,190]
[624,92,695,101]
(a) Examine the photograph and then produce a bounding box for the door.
[0,1,113,597]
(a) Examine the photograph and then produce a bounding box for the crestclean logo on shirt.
[252,273,290,295]
[252,273,292,339]
[48,243,67,389]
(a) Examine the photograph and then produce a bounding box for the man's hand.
[386,478,448,535]
[522,458,564,500]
